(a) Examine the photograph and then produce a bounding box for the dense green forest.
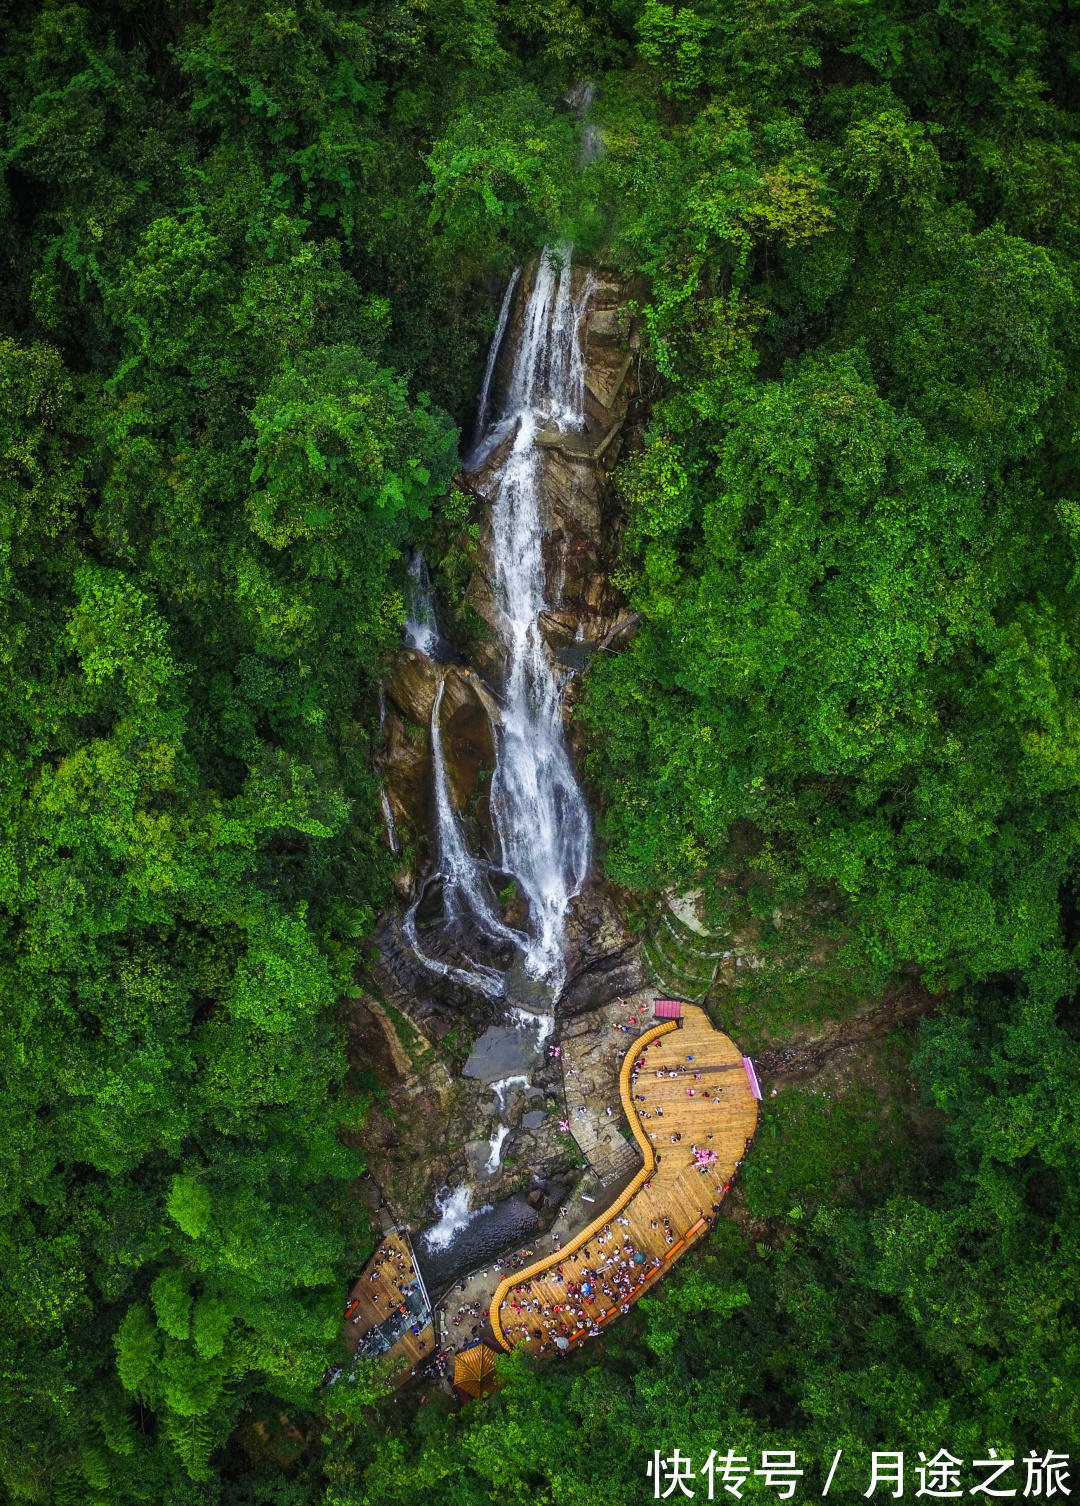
[1,0,1078,1500]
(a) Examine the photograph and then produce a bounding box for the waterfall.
[484,1124,510,1175]
[379,790,401,855]
[401,678,526,999]
[472,267,521,454]
[487,246,592,985]
[404,549,440,658]
[507,1005,554,1050]
[402,245,592,997]
[429,679,525,955]
[421,1184,492,1251]
[491,1074,530,1110]
[377,690,400,854]
[401,904,504,999]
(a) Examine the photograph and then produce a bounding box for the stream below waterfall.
[415,1186,540,1294]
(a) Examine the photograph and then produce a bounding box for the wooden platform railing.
[489,1018,679,1350]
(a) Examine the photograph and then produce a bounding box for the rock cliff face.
[380,654,500,849]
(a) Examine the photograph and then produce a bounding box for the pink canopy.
[742,1056,762,1100]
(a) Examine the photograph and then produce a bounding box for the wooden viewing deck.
[490,1005,758,1355]
[343,1230,435,1388]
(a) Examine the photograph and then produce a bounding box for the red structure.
[653,999,683,1020]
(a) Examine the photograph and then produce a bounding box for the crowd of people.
[348,1241,423,1320]
[628,1046,734,1185]
[489,1025,752,1355]
[346,1007,754,1389]
[499,1219,665,1352]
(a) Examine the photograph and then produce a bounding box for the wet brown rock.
[585,351,633,412]
[462,564,503,679]
[561,882,648,1014]
[440,666,498,811]
[538,445,602,536]
[538,609,579,651]
[377,661,501,839]
[385,650,440,727]
[380,704,428,836]
[585,306,632,347]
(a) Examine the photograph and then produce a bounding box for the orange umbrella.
[453,1343,500,1399]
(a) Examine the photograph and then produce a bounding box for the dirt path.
[754,981,937,1084]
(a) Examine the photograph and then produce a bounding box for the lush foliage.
[0,0,470,1493]
[582,7,1080,1002]
[2,0,1079,1500]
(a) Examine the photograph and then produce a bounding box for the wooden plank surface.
[490,1005,758,1355]
[344,1230,435,1388]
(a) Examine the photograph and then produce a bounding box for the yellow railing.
[489,1019,679,1350]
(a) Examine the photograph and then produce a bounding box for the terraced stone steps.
[643,900,731,1004]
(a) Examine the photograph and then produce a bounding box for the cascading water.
[472,267,521,454]
[377,690,401,854]
[490,1074,530,1110]
[484,1124,510,1175]
[402,679,520,999]
[507,1005,554,1050]
[403,245,593,999]
[421,1184,491,1252]
[379,790,401,855]
[404,549,440,658]
[487,247,592,986]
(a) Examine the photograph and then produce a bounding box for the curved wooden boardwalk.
[490,1005,758,1354]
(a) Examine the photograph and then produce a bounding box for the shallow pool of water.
[416,1192,540,1294]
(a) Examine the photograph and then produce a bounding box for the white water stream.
[377,690,401,854]
[421,1183,492,1251]
[379,790,400,855]
[488,247,592,986]
[402,245,592,999]
[484,1124,510,1175]
[507,1005,554,1050]
[404,549,440,657]
[472,266,521,453]
[490,1074,531,1110]
[402,679,521,999]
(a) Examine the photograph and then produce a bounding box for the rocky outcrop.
[562,882,647,1014]
[439,666,499,813]
[380,703,429,840]
[537,608,579,652]
[385,649,441,727]
[379,653,500,842]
